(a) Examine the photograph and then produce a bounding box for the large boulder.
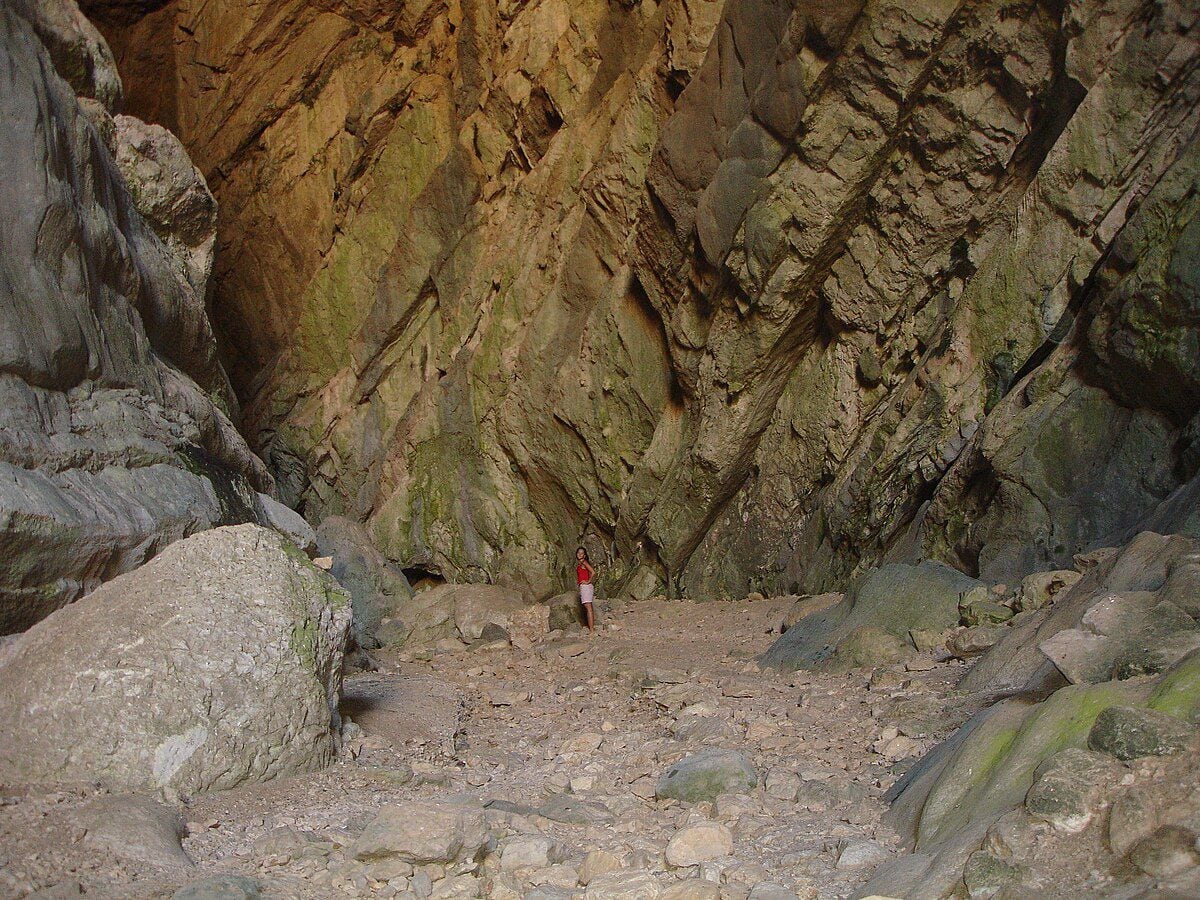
[761,561,981,671]
[316,516,411,647]
[0,524,351,794]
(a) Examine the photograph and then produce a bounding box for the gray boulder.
[655,749,758,803]
[1087,705,1195,760]
[0,524,351,794]
[173,876,262,900]
[762,561,980,671]
[316,516,411,646]
[66,795,192,869]
[257,493,317,556]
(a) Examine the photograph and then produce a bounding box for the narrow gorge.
[1,0,1199,897]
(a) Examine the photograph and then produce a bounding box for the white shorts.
[579,582,595,605]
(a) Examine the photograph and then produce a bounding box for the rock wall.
[88,0,1200,600]
[0,0,272,632]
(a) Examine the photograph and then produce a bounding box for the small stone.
[561,733,604,754]
[583,870,662,898]
[559,642,588,658]
[961,851,1028,899]
[1129,825,1200,877]
[764,769,800,801]
[946,626,1006,659]
[835,840,890,870]
[173,875,262,900]
[1087,706,1195,760]
[353,801,488,865]
[746,883,798,900]
[578,849,623,885]
[661,879,722,899]
[665,822,733,867]
[1107,792,1159,857]
[499,835,566,871]
[1015,570,1081,612]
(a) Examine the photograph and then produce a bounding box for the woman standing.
[575,547,596,633]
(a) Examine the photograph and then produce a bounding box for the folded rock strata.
[80,0,1200,604]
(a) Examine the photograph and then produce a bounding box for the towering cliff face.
[0,0,272,632]
[90,0,1200,600]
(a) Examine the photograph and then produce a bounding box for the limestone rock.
[0,524,350,793]
[578,849,623,885]
[662,881,722,899]
[1108,792,1160,857]
[172,876,262,900]
[1014,571,1081,613]
[655,750,758,803]
[582,869,664,898]
[1023,749,1123,833]
[352,801,488,866]
[1128,825,1200,878]
[66,795,192,869]
[499,835,568,871]
[665,822,733,867]
[1087,706,1195,760]
[257,493,317,556]
[763,562,980,671]
[316,516,412,647]
[835,840,891,870]
[0,0,271,632]
[548,591,587,631]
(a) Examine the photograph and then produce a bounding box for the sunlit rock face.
[0,0,272,632]
[89,0,1200,599]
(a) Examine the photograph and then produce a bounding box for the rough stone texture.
[762,561,979,670]
[655,749,758,803]
[1023,748,1123,833]
[0,524,351,794]
[257,493,318,556]
[961,532,1200,695]
[65,795,192,869]
[316,515,413,647]
[0,0,273,633]
[85,0,1200,602]
[1087,705,1196,760]
[382,582,546,650]
[352,801,488,865]
[172,875,262,900]
[665,822,733,868]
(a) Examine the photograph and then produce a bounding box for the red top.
[576,564,591,584]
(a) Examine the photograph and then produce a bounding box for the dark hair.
[576,546,589,561]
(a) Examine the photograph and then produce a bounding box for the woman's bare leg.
[584,602,595,632]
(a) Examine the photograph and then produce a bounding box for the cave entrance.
[402,565,446,593]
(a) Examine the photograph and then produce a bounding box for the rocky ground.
[0,596,985,899]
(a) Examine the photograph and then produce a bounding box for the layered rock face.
[90,0,1200,601]
[0,0,273,632]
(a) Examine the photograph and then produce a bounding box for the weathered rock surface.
[352,801,488,866]
[66,795,193,869]
[762,561,979,670]
[655,749,758,803]
[0,0,274,633]
[0,524,351,793]
[84,0,1200,603]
